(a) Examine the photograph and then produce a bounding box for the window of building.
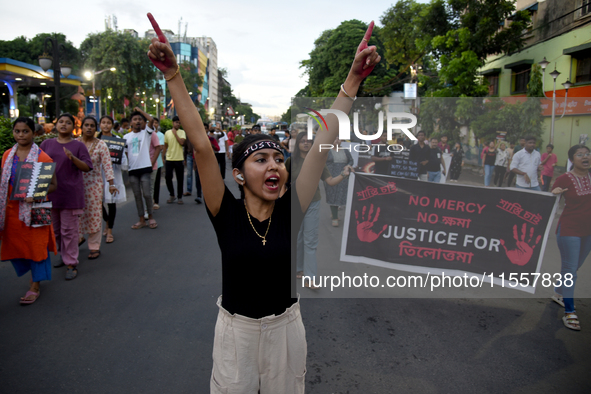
[564,43,591,84]
[513,68,530,93]
[504,60,533,94]
[576,56,591,83]
[487,75,499,96]
[576,0,591,18]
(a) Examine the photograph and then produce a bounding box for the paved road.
[1,165,590,393]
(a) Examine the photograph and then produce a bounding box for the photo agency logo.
[305,107,418,152]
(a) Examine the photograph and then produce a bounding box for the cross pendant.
[262,239,267,246]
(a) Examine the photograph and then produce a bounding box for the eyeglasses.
[574,152,591,158]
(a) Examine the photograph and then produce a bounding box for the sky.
[0,0,425,118]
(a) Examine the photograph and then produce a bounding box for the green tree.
[431,0,530,96]
[300,20,391,97]
[0,33,82,120]
[375,0,449,94]
[376,0,530,97]
[236,104,259,124]
[527,64,544,98]
[178,61,203,100]
[80,30,157,115]
[0,33,81,72]
[280,107,291,123]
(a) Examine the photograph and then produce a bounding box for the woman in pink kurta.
[78,116,117,259]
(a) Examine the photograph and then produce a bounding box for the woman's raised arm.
[147,13,225,214]
[296,22,380,212]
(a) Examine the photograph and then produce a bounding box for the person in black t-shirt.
[148,14,382,394]
[426,137,446,182]
[371,133,395,175]
[409,130,430,181]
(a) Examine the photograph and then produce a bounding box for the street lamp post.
[84,68,116,117]
[153,83,163,120]
[38,36,72,119]
[539,57,572,145]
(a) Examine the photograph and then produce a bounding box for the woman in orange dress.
[0,117,57,304]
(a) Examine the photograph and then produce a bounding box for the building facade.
[145,29,218,118]
[479,0,591,167]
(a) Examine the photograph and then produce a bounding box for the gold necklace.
[244,200,273,246]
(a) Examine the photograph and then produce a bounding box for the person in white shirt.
[123,108,161,229]
[211,124,229,179]
[509,135,542,191]
[493,142,509,187]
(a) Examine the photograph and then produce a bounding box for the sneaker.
[195,197,203,204]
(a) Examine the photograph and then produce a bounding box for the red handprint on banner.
[355,204,387,243]
[500,223,541,266]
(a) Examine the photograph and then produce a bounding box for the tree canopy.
[80,30,157,115]
[300,20,392,97]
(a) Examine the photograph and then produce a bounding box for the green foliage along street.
[80,30,157,115]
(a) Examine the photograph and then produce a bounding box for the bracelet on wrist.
[165,65,180,82]
[340,84,356,101]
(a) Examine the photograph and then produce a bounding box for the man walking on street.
[540,143,557,192]
[163,116,186,204]
[269,127,280,142]
[426,137,446,182]
[211,124,229,179]
[123,108,160,229]
[184,132,199,200]
[506,137,525,187]
[510,135,542,191]
[371,133,394,175]
[409,130,430,181]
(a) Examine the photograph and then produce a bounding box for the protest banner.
[389,151,419,180]
[341,173,559,293]
[101,136,126,165]
[10,162,56,201]
[357,150,419,180]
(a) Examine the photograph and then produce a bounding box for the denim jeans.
[297,200,320,279]
[427,171,441,183]
[555,226,591,313]
[484,164,495,186]
[186,155,202,198]
[515,184,541,191]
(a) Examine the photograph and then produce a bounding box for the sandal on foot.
[131,222,147,229]
[78,237,86,247]
[332,219,339,227]
[296,271,304,279]
[20,290,40,305]
[177,199,184,205]
[183,192,191,196]
[304,282,321,290]
[563,313,581,331]
[552,294,565,307]
[167,197,177,204]
[103,229,108,236]
[153,204,160,210]
[65,267,78,281]
[88,250,101,260]
[148,219,158,229]
[106,234,114,243]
